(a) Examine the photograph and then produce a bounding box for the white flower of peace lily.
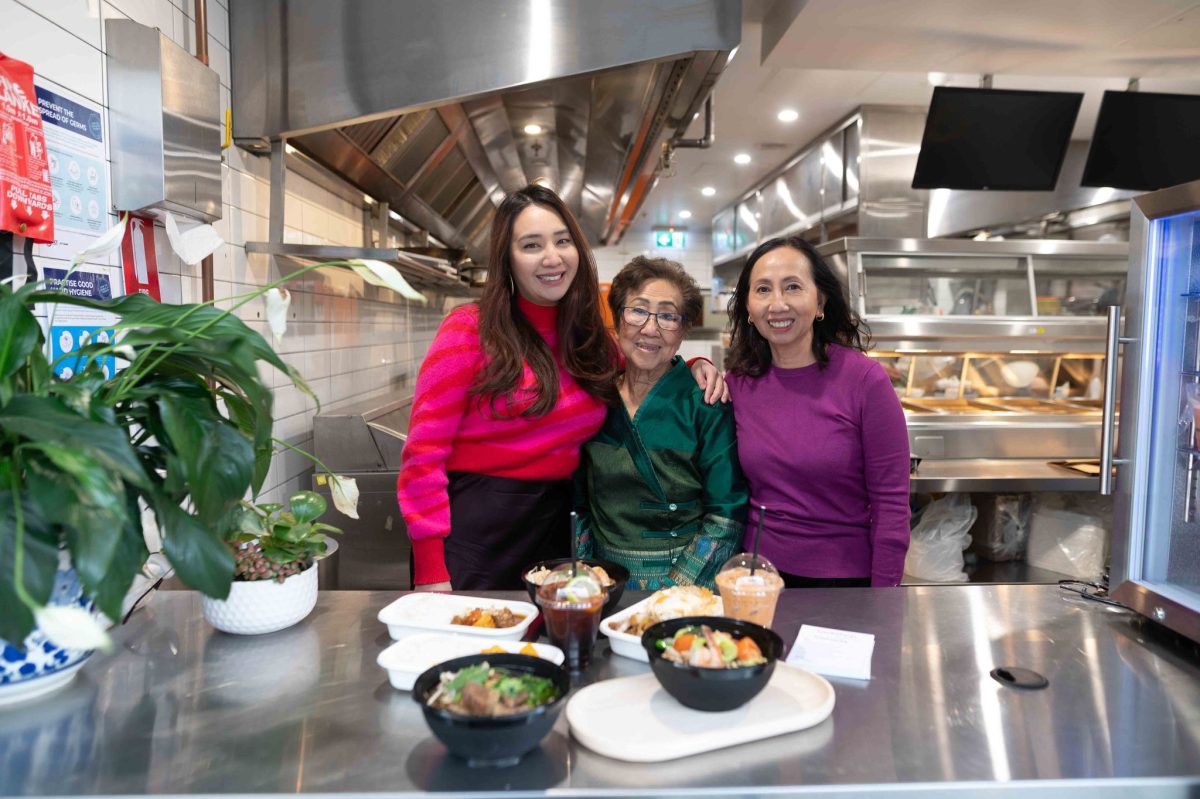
[164,211,224,266]
[34,605,114,653]
[348,259,427,303]
[265,287,291,343]
[330,474,360,519]
[72,213,129,267]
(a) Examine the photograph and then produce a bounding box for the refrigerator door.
[1111,179,1200,643]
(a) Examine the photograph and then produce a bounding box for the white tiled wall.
[593,225,714,287]
[3,0,445,506]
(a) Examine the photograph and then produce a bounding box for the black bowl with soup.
[412,653,570,767]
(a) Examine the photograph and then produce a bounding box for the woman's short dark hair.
[608,256,703,335]
[726,236,869,377]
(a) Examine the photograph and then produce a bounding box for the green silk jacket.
[575,357,748,590]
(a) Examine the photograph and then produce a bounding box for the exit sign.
[654,230,686,248]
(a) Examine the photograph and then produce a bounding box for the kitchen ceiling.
[635,0,1200,236]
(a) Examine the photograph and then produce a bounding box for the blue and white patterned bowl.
[0,565,95,706]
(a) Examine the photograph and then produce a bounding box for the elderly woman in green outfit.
[575,256,748,590]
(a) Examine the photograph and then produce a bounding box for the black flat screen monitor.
[911,87,1083,191]
[1081,90,1200,191]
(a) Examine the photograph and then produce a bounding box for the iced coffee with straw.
[715,553,784,628]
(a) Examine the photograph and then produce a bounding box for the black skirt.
[443,471,572,590]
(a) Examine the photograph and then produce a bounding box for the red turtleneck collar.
[516,294,559,333]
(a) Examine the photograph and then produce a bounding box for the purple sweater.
[727,344,911,586]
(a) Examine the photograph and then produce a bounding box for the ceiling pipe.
[672,95,714,149]
[194,0,214,306]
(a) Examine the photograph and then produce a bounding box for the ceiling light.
[701,186,716,196]
[927,72,947,87]
[524,123,543,135]
[734,153,752,165]
[678,210,692,219]
[777,108,799,123]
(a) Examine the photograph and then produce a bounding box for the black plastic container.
[522,557,630,617]
[412,653,570,767]
[640,616,784,712]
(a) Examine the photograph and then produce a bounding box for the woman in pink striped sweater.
[397,185,724,590]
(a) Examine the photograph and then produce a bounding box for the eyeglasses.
[621,306,685,331]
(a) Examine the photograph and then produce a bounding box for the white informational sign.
[33,80,112,263]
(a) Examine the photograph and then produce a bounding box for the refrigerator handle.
[1100,305,1123,495]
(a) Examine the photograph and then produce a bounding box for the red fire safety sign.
[0,52,54,242]
[120,214,162,301]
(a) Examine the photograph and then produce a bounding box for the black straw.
[750,505,765,575]
[568,513,578,575]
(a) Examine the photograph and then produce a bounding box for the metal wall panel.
[106,20,222,222]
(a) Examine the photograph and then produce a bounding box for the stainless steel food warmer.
[817,237,1129,493]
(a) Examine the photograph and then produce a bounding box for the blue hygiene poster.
[42,266,117,379]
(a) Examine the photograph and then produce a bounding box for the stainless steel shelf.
[245,241,477,295]
[909,458,1100,492]
[244,242,398,260]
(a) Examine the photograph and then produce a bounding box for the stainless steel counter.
[3,586,1199,798]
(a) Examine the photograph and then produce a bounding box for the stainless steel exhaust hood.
[231,0,739,263]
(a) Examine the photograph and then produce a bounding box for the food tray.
[566,664,834,762]
[377,633,564,691]
[377,593,539,641]
[599,594,724,663]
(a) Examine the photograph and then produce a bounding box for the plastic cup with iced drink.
[535,563,606,671]
[716,553,784,628]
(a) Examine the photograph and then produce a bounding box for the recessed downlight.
[777,108,799,122]
[678,210,692,220]
[734,153,752,165]
[524,123,543,135]
[701,186,716,196]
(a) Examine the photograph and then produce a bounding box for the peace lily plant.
[0,222,367,654]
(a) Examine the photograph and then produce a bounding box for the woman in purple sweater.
[726,236,910,587]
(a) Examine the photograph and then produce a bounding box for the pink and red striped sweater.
[396,296,608,585]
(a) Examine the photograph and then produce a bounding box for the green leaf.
[158,395,208,474]
[288,491,326,524]
[0,494,61,646]
[0,395,149,490]
[0,291,40,382]
[156,501,234,600]
[89,512,149,624]
[192,423,254,527]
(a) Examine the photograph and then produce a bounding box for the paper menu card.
[786,624,875,680]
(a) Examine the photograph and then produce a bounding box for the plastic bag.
[1026,497,1108,581]
[974,494,1031,561]
[905,494,977,582]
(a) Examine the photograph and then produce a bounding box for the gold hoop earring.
[816,312,825,322]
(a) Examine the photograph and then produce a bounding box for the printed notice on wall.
[40,264,120,379]
[35,81,109,261]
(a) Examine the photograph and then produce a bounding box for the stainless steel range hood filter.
[231,0,739,261]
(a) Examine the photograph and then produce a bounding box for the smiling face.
[508,204,579,306]
[617,278,685,377]
[746,246,825,367]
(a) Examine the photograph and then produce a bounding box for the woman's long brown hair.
[472,185,619,417]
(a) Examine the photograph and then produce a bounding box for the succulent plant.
[224,491,341,583]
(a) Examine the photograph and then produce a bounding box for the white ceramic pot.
[201,562,318,635]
